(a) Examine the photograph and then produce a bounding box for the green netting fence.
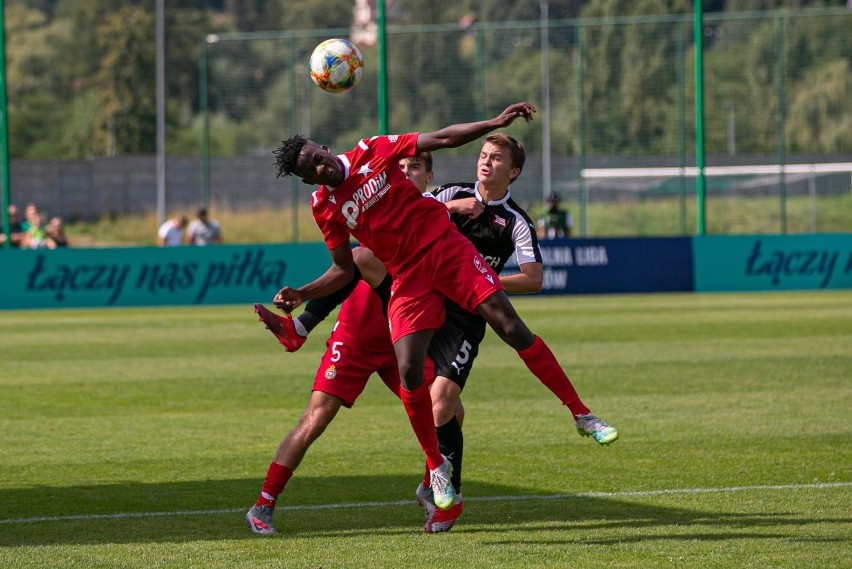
[201,7,851,238]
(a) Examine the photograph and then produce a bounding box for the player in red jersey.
[271,102,615,521]
[246,278,435,535]
[269,103,536,516]
[264,137,617,534]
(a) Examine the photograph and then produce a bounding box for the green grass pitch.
[1,291,850,568]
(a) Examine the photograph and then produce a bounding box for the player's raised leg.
[476,291,619,445]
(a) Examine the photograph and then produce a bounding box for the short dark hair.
[273,135,308,178]
[401,151,433,173]
[419,151,433,173]
[484,134,526,183]
[197,207,208,217]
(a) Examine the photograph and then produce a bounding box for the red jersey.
[310,133,455,274]
[333,280,393,354]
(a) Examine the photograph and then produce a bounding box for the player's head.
[399,151,433,192]
[274,135,344,187]
[478,134,526,186]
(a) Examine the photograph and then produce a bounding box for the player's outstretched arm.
[416,102,536,153]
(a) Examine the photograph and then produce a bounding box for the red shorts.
[312,323,437,408]
[312,281,399,407]
[388,229,503,343]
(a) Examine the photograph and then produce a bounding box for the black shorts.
[427,302,487,390]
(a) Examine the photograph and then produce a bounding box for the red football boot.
[253,304,306,352]
[424,498,463,533]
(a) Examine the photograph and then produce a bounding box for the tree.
[786,59,852,152]
[4,4,74,158]
[92,6,157,155]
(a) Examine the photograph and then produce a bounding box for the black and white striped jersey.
[431,181,543,275]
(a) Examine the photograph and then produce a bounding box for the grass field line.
[2,482,849,526]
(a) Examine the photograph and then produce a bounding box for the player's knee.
[507,319,533,344]
[491,317,533,349]
[432,398,456,425]
[398,362,424,390]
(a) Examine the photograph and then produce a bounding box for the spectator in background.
[21,203,39,232]
[44,216,69,248]
[537,192,572,239]
[186,207,222,246]
[157,215,187,247]
[21,205,49,249]
[0,204,26,247]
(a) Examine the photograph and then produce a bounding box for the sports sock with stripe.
[256,462,294,507]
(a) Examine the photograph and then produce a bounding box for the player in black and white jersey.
[414,135,552,528]
[427,167,544,414]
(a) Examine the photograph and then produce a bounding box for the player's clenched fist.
[273,286,302,313]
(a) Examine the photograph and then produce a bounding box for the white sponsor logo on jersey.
[341,171,389,229]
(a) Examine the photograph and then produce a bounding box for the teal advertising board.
[0,243,333,310]
[3,235,850,310]
[693,234,852,292]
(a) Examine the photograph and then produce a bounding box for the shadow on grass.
[0,476,848,547]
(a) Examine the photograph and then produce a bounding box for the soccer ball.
[309,38,364,93]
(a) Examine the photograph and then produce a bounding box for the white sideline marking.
[1,482,849,525]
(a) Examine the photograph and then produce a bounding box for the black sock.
[298,266,362,333]
[436,416,463,495]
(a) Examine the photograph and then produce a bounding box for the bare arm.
[353,247,388,287]
[273,242,355,313]
[416,102,536,153]
[500,262,543,294]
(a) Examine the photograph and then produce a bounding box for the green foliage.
[786,59,852,152]
[3,2,852,159]
[272,0,353,31]
[92,6,157,154]
[5,5,74,158]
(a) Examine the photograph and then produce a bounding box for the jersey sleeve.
[512,215,543,266]
[370,132,419,161]
[431,184,461,204]
[311,191,351,250]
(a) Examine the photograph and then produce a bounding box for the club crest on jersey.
[492,215,506,227]
[324,364,337,380]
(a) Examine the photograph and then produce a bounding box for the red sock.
[518,336,590,419]
[400,382,444,471]
[255,462,293,507]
